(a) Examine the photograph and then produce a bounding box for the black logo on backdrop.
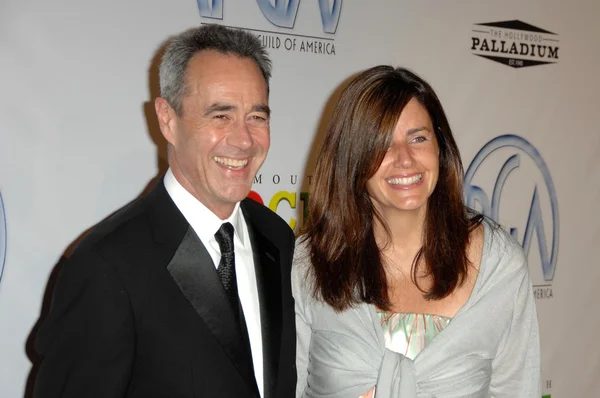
[471,20,559,68]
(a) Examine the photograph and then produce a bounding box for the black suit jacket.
[34,180,296,398]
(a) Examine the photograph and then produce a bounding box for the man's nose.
[228,119,253,150]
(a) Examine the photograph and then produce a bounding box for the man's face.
[156,50,270,219]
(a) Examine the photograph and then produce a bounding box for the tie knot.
[215,222,235,255]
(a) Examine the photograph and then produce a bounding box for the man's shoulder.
[242,198,292,231]
[241,198,295,247]
[76,196,150,252]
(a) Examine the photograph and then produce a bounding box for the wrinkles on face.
[167,51,270,219]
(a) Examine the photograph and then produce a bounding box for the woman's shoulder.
[482,220,526,260]
[478,219,529,279]
[292,236,312,275]
[291,236,315,302]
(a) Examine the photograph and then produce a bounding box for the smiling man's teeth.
[214,156,248,169]
[386,174,422,185]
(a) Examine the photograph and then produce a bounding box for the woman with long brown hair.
[293,66,541,397]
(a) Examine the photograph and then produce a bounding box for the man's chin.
[218,186,254,204]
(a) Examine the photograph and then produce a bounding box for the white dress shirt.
[164,169,264,397]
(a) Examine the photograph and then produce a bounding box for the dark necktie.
[215,222,240,317]
[214,222,256,383]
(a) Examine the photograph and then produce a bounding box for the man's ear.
[155,97,177,144]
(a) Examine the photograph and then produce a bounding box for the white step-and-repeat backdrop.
[2,1,599,396]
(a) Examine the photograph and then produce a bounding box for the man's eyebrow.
[204,103,236,115]
[252,104,271,116]
[203,103,271,116]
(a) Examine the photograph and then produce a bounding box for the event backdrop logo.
[471,20,559,68]
[248,173,311,231]
[197,0,342,55]
[464,135,558,299]
[0,192,6,284]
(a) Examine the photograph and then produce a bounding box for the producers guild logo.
[471,20,559,68]
[0,192,6,284]
[197,0,342,55]
[254,0,341,33]
[464,135,558,299]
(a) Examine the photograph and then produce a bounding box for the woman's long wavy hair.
[301,66,482,311]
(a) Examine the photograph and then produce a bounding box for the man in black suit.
[34,24,296,397]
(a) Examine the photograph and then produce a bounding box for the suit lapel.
[148,180,258,395]
[242,202,283,398]
[167,227,258,378]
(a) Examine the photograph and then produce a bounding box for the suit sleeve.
[489,247,542,397]
[34,248,135,398]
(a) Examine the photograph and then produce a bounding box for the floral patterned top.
[377,312,451,360]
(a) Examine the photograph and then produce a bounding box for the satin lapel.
[149,182,257,393]
[243,208,282,398]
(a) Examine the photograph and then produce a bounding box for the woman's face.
[366,98,440,217]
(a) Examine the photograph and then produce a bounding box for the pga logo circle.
[464,134,559,283]
[0,191,5,283]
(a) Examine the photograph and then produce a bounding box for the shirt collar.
[163,168,247,247]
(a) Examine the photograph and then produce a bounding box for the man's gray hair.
[159,24,272,115]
